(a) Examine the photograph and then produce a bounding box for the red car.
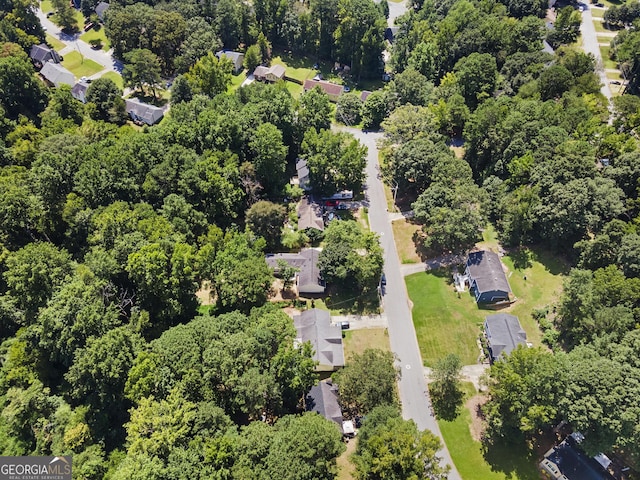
[325,200,338,207]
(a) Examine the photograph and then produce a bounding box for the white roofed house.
[265,248,325,295]
[294,309,345,371]
[253,64,286,83]
[215,50,245,74]
[125,99,164,125]
[40,62,75,88]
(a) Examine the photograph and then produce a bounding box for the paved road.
[580,5,613,102]
[388,0,409,27]
[338,126,461,479]
[36,8,123,79]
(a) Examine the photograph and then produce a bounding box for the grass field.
[407,245,567,366]
[600,46,618,69]
[101,71,123,89]
[439,383,540,480]
[80,27,110,51]
[272,55,316,83]
[391,219,422,264]
[41,0,53,13]
[62,51,103,78]
[343,328,391,360]
[227,72,247,93]
[45,33,65,51]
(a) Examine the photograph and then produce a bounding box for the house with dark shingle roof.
[95,1,109,21]
[306,380,343,428]
[294,309,344,371]
[71,82,89,103]
[265,248,325,295]
[303,80,344,102]
[484,313,527,363]
[30,44,61,69]
[297,197,324,232]
[465,250,512,304]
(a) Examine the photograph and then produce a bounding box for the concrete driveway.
[331,314,388,330]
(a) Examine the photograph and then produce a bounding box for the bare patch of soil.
[195,282,212,305]
[466,393,488,442]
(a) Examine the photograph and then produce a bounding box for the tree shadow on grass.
[510,247,533,270]
[509,245,570,276]
[431,385,464,421]
[481,438,540,480]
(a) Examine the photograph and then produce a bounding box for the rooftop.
[484,313,527,361]
[294,309,344,370]
[466,250,512,295]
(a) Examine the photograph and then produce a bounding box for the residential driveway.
[336,126,461,479]
[460,364,490,392]
[388,0,408,27]
[400,254,465,277]
[331,314,388,330]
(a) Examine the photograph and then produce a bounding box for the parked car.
[340,321,350,330]
[325,200,338,207]
[610,80,621,85]
[380,273,387,286]
[337,202,348,210]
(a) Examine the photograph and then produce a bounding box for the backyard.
[406,245,567,367]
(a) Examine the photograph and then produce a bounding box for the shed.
[360,90,372,102]
[294,309,345,371]
[216,50,245,74]
[465,250,512,304]
[40,62,75,87]
[303,80,344,102]
[30,44,61,68]
[125,99,164,125]
[484,313,527,363]
[71,82,89,103]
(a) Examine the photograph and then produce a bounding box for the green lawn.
[101,71,123,89]
[45,33,65,51]
[439,383,540,480]
[61,50,103,78]
[343,328,391,360]
[407,247,567,366]
[80,27,110,51]
[599,46,618,69]
[285,81,304,98]
[272,55,316,83]
[41,0,53,13]
[227,71,247,93]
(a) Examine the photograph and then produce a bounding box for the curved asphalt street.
[338,127,461,479]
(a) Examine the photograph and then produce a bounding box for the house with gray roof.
[71,82,89,103]
[216,50,245,74]
[296,158,311,191]
[40,62,75,88]
[95,1,109,21]
[125,99,164,125]
[266,248,325,295]
[484,313,527,363]
[465,250,512,304]
[30,44,61,69]
[297,196,324,232]
[253,64,286,83]
[294,309,344,371]
[306,380,343,426]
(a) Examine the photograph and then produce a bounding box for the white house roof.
[40,62,75,87]
[125,98,164,125]
[294,309,344,370]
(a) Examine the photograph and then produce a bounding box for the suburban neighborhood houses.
[0,0,639,477]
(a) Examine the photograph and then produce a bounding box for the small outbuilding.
[40,62,75,87]
[295,158,311,191]
[465,250,512,304]
[215,50,245,74]
[294,309,345,371]
[125,99,164,125]
[484,313,527,363]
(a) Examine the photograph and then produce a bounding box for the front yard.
[407,246,567,367]
[61,50,103,78]
[80,26,110,52]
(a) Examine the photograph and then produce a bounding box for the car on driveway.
[337,202,348,210]
[325,200,338,207]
